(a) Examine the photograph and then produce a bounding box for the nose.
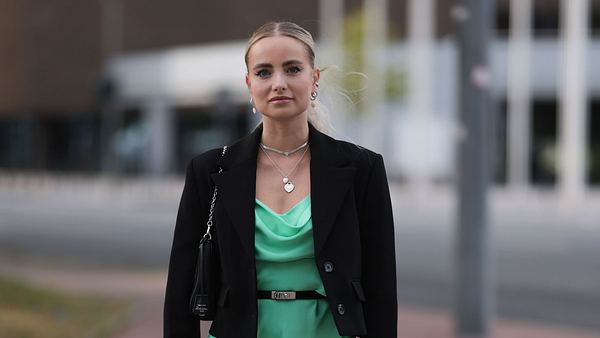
[272,72,287,92]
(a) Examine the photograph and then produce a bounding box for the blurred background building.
[1,0,599,195]
[2,1,600,337]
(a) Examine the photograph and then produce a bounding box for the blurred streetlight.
[454,0,495,337]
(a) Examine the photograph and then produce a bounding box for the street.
[1,176,599,332]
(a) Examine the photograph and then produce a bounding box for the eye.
[255,69,271,78]
[287,66,302,74]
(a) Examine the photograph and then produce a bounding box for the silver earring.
[250,97,257,114]
[310,82,319,101]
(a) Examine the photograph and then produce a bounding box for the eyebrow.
[252,60,304,71]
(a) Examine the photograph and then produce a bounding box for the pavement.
[1,257,598,338]
[1,173,600,337]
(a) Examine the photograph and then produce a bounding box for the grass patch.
[0,275,133,338]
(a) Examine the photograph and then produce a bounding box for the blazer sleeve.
[164,158,210,337]
[359,153,398,338]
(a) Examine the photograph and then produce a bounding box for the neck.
[261,116,309,151]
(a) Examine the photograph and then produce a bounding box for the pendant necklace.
[260,143,309,193]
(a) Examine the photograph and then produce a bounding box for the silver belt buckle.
[271,291,296,300]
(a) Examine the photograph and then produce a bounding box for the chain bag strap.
[190,145,227,319]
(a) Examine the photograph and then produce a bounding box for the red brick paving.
[111,303,600,338]
[398,306,600,338]
[1,259,598,338]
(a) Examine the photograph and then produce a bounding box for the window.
[494,98,508,184]
[531,99,558,186]
[533,0,560,37]
[589,99,600,185]
[495,0,510,37]
[591,0,600,36]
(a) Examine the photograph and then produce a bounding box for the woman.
[164,21,397,338]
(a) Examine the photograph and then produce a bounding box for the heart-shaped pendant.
[284,182,294,193]
[283,177,289,184]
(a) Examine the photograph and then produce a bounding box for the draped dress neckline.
[255,193,311,216]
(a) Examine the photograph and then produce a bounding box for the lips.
[269,96,293,102]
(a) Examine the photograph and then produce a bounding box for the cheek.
[252,82,270,97]
[294,78,314,97]
[252,84,271,109]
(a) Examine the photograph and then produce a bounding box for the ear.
[313,68,320,83]
[312,68,320,93]
[245,73,251,92]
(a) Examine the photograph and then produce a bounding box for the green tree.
[339,8,407,117]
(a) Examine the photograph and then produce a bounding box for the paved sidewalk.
[1,258,598,338]
[397,306,600,338]
[3,176,600,329]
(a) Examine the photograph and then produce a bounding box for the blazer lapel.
[308,123,356,255]
[211,125,261,256]
[210,122,356,257]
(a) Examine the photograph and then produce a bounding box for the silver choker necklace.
[259,140,309,157]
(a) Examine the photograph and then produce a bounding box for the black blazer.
[164,122,397,338]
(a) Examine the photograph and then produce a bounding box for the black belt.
[257,290,325,300]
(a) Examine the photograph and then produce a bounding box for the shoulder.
[329,137,384,172]
[187,147,225,174]
[329,138,390,213]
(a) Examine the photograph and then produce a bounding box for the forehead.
[247,35,311,66]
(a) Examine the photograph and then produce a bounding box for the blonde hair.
[245,21,335,135]
[245,22,315,68]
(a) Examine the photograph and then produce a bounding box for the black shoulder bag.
[189,145,227,320]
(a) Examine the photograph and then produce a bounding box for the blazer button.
[337,304,346,315]
[323,261,334,273]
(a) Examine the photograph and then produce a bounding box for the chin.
[263,110,307,122]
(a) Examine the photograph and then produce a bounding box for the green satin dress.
[209,194,349,338]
